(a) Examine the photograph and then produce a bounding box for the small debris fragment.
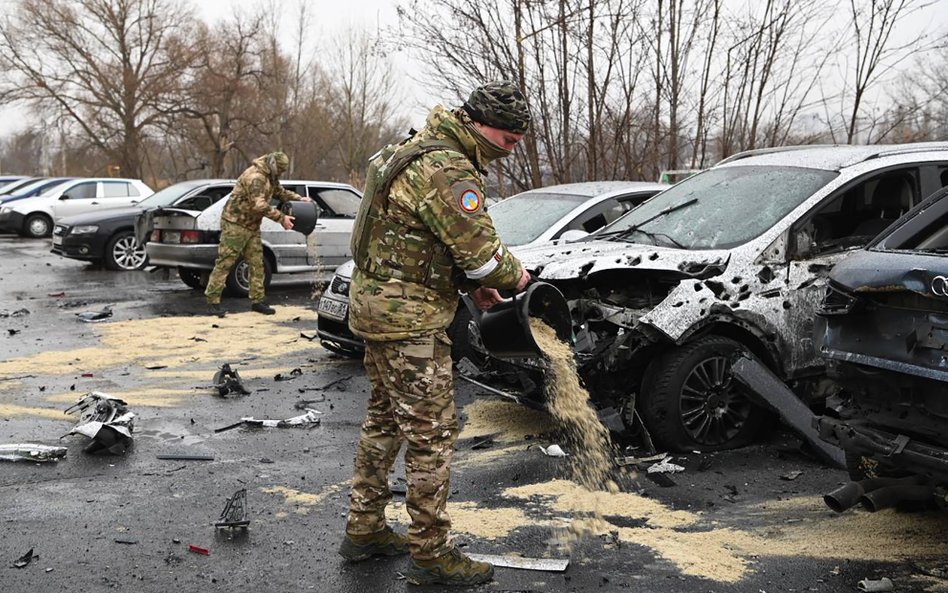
[0,308,30,318]
[0,443,67,463]
[471,436,494,450]
[647,458,685,474]
[47,292,65,298]
[76,306,113,323]
[215,488,249,528]
[63,392,135,455]
[537,444,567,457]
[8,329,19,336]
[212,363,250,397]
[300,332,318,341]
[780,470,804,481]
[156,454,214,461]
[240,409,321,429]
[12,548,36,568]
[858,577,894,592]
[189,336,207,342]
[465,553,569,572]
[145,365,168,370]
[615,452,668,467]
[188,544,210,556]
[274,368,303,381]
[114,539,138,545]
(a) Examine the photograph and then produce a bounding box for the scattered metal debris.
[114,539,137,545]
[145,364,168,370]
[647,458,685,474]
[212,363,250,397]
[12,548,36,568]
[240,409,321,429]
[75,306,113,323]
[188,544,210,556]
[0,308,30,318]
[0,443,67,463]
[781,470,804,481]
[537,444,568,457]
[465,553,569,572]
[274,368,303,381]
[615,452,668,467]
[156,454,214,461]
[300,332,318,341]
[858,577,895,592]
[63,393,135,455]
[293,396,326,410]
[8,329,20,336]
[215,488,249,528]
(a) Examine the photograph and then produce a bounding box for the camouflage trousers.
[205,219,266,303]
[345,332,458,561]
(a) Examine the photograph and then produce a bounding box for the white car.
[315,181,667,356]
[143,180,363,296]
[0,177,153,238]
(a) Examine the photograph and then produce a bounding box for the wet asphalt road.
[1,234,947,593]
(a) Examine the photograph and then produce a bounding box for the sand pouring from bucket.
[476,281,572,360]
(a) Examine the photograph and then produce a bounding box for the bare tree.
[0,0,198,179]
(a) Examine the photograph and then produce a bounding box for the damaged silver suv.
[474,143,948,452]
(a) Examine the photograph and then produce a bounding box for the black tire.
[225,255,272,297]
[104,230,147,271]
[178,267,205,290]
[448,304,481,363]
[22,213,53,238]
[639,335,766,452]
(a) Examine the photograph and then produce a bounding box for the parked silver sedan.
[143,180,362,296]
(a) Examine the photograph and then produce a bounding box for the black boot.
[208,303,225,318]
[251,302,275,315]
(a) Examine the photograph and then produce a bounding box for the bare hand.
[281,215,295,230]
[515,267,531,291]
[298,196,313,202]
[471,287,503,311]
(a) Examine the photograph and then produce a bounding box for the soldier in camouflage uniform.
[338,82,532,586]
[204,151,311,317]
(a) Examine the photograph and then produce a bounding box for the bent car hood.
[829,250,948,297]
[514,239,730,280]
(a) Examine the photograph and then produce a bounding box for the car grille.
[329,275,350,296]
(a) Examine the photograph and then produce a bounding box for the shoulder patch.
[451,180,483,215]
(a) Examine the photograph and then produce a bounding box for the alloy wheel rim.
[112,235,145,270]
[679,355,752,446]
[29,219,49,236]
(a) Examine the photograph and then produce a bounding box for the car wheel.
[225,255,272,297]
[639,335,765,452]
[178,267,205,290]
[104,231,147,271]
[448,305,481,363]
[22,213,53,238]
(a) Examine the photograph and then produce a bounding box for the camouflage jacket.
[222,156,302,229]
[349,105,524,341]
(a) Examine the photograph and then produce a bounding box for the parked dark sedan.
[814,186,948,495]
[52,179,235,270]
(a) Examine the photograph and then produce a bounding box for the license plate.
[52,235,63,246]
[318,297,348,320]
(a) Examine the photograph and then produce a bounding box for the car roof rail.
[716,144,841,165]
[851,141,948,165]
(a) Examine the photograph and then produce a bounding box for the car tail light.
[150,229,160,241]
[180,230,202,243]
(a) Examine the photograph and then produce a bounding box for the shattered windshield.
[598,166,838,249]
[489,192,588,245]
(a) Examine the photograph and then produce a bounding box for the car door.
[50,180,99,219]
[306,186,361,269]
[781,164,925,375]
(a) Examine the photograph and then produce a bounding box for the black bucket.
[281,201,319,235]
[477,282,572,360]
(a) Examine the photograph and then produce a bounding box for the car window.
[602,166,838,250]
[102,181,135,198]
[563,193,655,235]
[489,192,589,246]
[173,185,235,211]
[313,188,361,218]
[792,167,919,258]
[64,182,97,200]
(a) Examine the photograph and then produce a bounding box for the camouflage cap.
[266,151,290,176]
[462,81,530,134]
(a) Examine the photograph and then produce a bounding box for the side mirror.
[558,229,589,242]
[59,193,71,200]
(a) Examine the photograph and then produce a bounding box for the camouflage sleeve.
[416,160,523,290]
[273,183,303,204]
[248,177,284,223]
